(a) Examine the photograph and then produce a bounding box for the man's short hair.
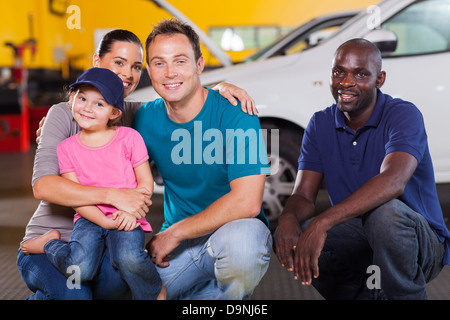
[145,18,203,64]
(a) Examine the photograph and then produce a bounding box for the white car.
[130,0,450,225]
[243,10,359,62]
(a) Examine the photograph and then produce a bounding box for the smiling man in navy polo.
[275,38,450,300]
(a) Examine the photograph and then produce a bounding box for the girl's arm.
[134,160,154,197]
[61,172,116,230]
[34,175,151,219]
[113,160,153,231]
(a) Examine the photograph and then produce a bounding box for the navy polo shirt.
[298,90,450,265]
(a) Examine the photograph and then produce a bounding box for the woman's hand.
[213,82,258,115]
[108,187,152,219]
[35,116,46,144]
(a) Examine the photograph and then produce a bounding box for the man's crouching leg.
[208,218,272,299]
[363,199,444,300]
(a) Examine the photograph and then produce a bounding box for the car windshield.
[244,13,356,62]
[244,26,305,62]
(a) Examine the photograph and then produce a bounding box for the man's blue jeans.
[311,199,444,299]
[156,218,272,299]
[43,218,161,299]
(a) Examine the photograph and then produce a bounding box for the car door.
[367,0,450,182]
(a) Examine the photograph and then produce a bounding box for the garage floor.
[1,145,449,300]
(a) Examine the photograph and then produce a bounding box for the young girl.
[21,67,165,300]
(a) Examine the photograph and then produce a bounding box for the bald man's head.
[334,38,383,72]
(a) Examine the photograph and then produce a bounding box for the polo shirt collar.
[335,89,386,131]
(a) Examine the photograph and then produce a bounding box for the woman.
[17,29,256,300]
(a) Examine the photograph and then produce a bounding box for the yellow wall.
[0,0,68,69]
[172,0,375,25]
[0,0,170,70]
[0,0,377,71]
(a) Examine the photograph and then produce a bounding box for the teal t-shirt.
[133,88,270,230]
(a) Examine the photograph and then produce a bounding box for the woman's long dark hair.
[96,29,143,58]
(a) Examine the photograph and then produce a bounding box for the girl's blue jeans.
[42,218,161,299]
[17,240,130,299]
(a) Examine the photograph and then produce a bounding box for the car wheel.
[261,124,303,231]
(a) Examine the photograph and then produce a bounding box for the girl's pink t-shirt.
[57,126,152,232]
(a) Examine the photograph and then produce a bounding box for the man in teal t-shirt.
[135,87,270,231]
[133,19,272,300]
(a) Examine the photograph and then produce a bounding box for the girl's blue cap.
[69,68,124,111]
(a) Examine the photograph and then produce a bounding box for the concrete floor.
[0,144,449,300]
